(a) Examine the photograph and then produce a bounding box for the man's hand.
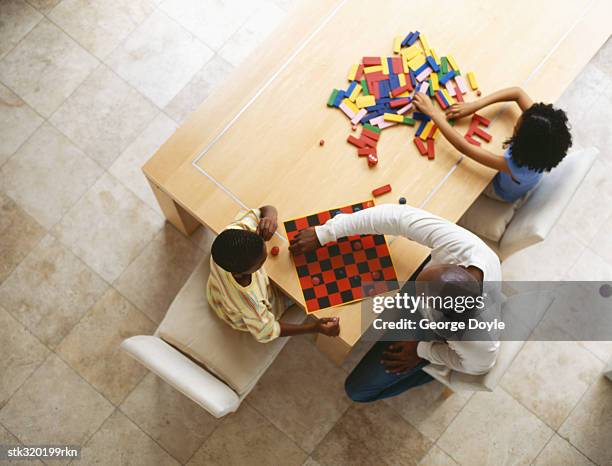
[257,206,278,241]
[413,92,443,119]
[445,101,477,120]
[288,227,321,254]
[316,317,340,336]
[381,341,423,374]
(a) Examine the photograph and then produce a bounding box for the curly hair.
[211,229,265,273]
[504,103,572,172]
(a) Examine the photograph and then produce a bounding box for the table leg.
[315,333,352,367]
[148,179,200,236]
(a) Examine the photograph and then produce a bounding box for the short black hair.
[504,102,572,172]
[211,229,265,273]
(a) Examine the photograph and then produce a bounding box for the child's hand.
[316,317,340,336]
[413,93,441,118]
[445,102,477,120]
[257,207,278,241]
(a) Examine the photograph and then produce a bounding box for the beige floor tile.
[0,0,42,60]
[579,340,612,364]
[188,225,216,252]
[109,112,177,212]
[0,123,103,229]
[52,173,164,282]
[0,191,45,285]
[0,19,98,118]
[501,341,603,429]
[114,223,205,323]
[533,434,594,466]
[438,389,553,466]
[0,423,43,465]
[160,0,257,51]
[312,402,432,466]
[0,354,113,445]
[592,36,612,77]
[24,0,61,14]
[120,372,220,464]
[80,409,179,465]
[588,214,612,266]
[564,248,612,281]
[188,403,306,466]
[303,457,322,466]
[48,0,155,60]
[106,10,213,108]
[384,381,473,442]
[418,445,459,466]
[57,288,155,405]
[164,54,234,124]
[0,83,43,167]
[247,337,351,452]
[218,1,285,67]
[501,224,585,281]
[50,65,158,168]
[0,235,107,347]
[559,377,612,466]
[0,305,48,408]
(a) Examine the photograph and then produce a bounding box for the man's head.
[211,229,267,275]
[506,102,572,172]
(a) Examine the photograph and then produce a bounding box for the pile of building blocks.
[326,31,488,167]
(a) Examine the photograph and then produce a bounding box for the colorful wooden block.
[342,98,359,114]
[364,65,383,74]
[348,83,362,102]
[339,101,356,119]
[431,73,439,91]
[363,57,381,66]
[381,57,390,75]
[416,67,432,82]
[419,34,430,54]
[455,74,469,93]
[348,64,359,81]
[393,36,402,54]
[466,71,478,90]
[347,135,365,148]
[413,137,428,155]
[447,54,459,71]
[358,147,376,156]
[351,108,368,124]
[383,113,404,123]
[372,184,392,197]
[427,139,435,159]
[327,89,339,107]
[356,95,376,108]
[420,121,434,140]
[401,44,421,61]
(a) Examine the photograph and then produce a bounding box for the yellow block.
[348,83,362,102]
[393,36,401,54]
[398,73,406,87]
[441,88,455,105]
[447,54,459,71]
[342,98,359,114]
[356,95,376,108]
[401,45,420,61]
[402,56,409,74]
[431,126,440,140]
[407,53,426,71]
[347,64,359,81]
[430,48,440,64]
[431,73,439,91]
[384,113,404,123]
[381,57,389,75]
[364,65,383,74]
[467,71,479,90]
[419,34,430,54]
[420,121,433,140]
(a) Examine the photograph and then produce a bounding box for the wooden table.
[144,0,611,364]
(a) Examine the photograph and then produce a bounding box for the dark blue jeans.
[344,339,433,402]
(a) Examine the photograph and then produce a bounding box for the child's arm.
[413,93,510,174]
[279,318,340,337]
[445,86,534,120]
[257,205,278,240]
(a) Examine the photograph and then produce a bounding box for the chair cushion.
[157,254,305,396]
[458,194,517,242]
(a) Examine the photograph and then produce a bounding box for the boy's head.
[211,229,267,275]
[506,103,572,172]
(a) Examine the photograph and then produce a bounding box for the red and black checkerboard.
[284,200,399,313]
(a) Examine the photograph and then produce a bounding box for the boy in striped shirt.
[207,206,340,343]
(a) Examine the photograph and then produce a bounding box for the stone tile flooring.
[0,1,611,464]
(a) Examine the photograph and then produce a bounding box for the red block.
[426,123,438,140]
[465,134,481,146]
[473,113,491,127]
[454,84,464,102]
[361,128,380,141]
[390,98,410,108]
[473,127,492,142]
[391,84,412,97]
[367,154,378,167]
[435,92,448,109]
[361,134,378,148]
[367,71,386,82]
[354,64,364,81]
[347,135,366,148]
[371,81,381,99]
[413,137,428,155]
[392,57,403,74]
[372,184,392,197]
[357,147,376,156]
[427,139,435,160]
[363,57,381,66]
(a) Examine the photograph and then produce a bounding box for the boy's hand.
[445,102,477,120]
[381,342,422,374]
[257,206,278,241]
[316,317,340,336]
[288,227,321,254]
[413,92,442,118]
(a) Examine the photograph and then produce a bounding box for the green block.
[402,117,416,126]
[428,79,434,97]
[327,89,338,107]
[440,57,448,75]
[361,78,369,96]
[364,123,381,134]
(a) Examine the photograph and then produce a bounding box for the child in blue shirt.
[413,87,573,203]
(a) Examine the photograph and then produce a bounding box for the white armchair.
[459,147,599,261]
[121,253,305,418]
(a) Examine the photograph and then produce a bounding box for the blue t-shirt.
[492,146,543,202]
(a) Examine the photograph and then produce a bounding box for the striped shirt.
[206,209,284,343]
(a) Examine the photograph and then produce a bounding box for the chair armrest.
[121,336,240,418]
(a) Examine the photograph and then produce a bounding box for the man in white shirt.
[289,203,501,402]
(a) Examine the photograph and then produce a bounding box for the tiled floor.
[0,1,611,464]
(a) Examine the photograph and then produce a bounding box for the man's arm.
[417,340,499,375]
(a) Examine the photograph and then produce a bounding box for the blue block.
[407,30,420,46]
[415,120,427,137]
[437,90,450,107]
[378,97,392,104]
[414,63,431,76]
[409,70,416,86]
[401,32,414,47]
[438,70,456,86]
[333,91,345,107]
[413,112,431,122]
[378,80,390,97]
[426,56,440,72]
[389,74,400,89]
[346,81,357,95]
[366,104,385,112]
